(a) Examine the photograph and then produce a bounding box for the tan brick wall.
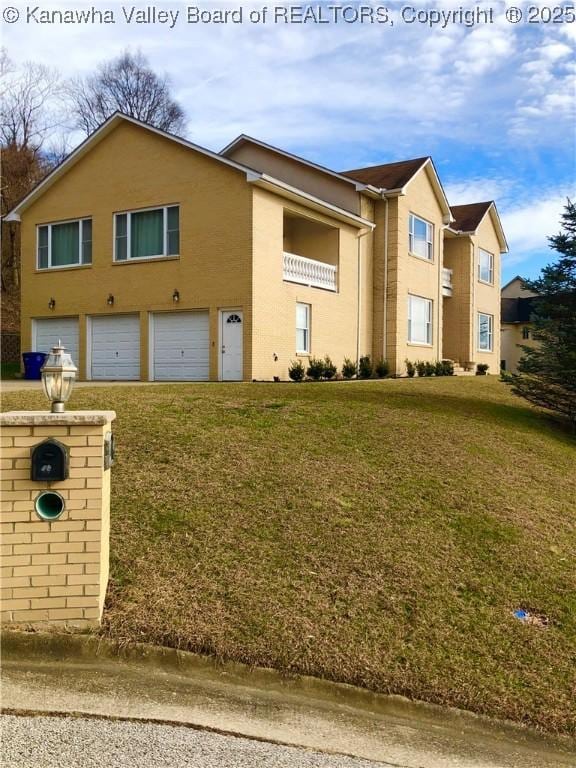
[1,412,114,627]
[443,235,474,365]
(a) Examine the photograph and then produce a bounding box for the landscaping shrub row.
[405,359,455,377]
[288,355,389,381]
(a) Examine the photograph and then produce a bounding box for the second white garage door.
[90,314,140,380]
[152,311,209,381]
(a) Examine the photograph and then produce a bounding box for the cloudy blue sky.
[3,0,575,282]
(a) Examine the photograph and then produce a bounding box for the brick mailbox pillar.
[1,410,116,627]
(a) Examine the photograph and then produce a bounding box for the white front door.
[90,314,140,380]
[221,310,243,381]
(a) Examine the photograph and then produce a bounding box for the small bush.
[442,360,454,376]
[288,360,305,382]
[358,355,373,379]
[435,361,445,376]
[415,361,426,377]
[323,356,337,380]
[424,361,435,377]
[405,360,416,378]
[476,363,489,376]
[307,357,325,381]
[342,358,357,380]
[375,358,389,378]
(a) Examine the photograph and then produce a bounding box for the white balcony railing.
[442,267,453,297]
[283,252,337,292]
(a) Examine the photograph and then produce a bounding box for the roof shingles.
[341,157,429,190]
[450,202,493,232]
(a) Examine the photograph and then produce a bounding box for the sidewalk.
[2,632,574,768]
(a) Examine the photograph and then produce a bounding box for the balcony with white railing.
[283,252,338,292]
[442,267,453,297]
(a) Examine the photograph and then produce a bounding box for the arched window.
[227,314,242,324]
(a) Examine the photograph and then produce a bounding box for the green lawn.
[4,377,576,735]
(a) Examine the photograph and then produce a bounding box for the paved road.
[2,715,385,768]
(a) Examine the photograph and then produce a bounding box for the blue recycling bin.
[22,352,48,380]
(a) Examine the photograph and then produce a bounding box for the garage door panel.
[35,318,79,365]
[153,312,209,381]
[91,315,140,380]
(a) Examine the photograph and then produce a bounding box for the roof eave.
[6,113,258,220]
[249,174,375,230]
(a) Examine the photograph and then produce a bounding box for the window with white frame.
[296,303,310,353]
[114,205,179,261]
[478,312,493,351]
[37,219,92,269]
[408,294,433,345]
[478,249,494,283]
[409,214,433,261]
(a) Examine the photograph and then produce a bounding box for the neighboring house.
[6,113,507,382]
[501,276,540,373]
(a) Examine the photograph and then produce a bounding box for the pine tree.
[507,200,576,430]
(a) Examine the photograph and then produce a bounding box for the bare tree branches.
[0,50,62,152]
[67,50,186,135]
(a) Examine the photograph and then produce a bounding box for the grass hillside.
[5,378,575,735]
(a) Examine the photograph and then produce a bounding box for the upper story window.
[37,219,92,270]
[409,214,433,261]
[114,205,179,261]
[478,249,494,284]
[478,312,494,351]
[408,294,432,345]
[296,302,310,353]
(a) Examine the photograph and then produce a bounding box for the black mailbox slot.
[31,439,69,482]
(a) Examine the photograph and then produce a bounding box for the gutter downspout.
[383,197,389,363]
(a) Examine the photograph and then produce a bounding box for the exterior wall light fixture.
[172,289,180,303]
[41,341,78,413]
[107,294,114,306]
[48,298,56,310]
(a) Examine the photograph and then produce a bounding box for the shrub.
[476,363,489,376]
[405,360,416,378]
[375,358,389,378]
[288,360,305,382]
[415,361,427,377]
[342,358,357,379]
[323,356,337,380]
[435,361,445,376]
[307,357,325,381]
[424,361,436,377]
[442,360,454,376]
[358,355,373,379]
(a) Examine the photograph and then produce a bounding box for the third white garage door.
[90,314,140,380]
[152,311,210,381]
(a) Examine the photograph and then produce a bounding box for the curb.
[0,629,564,743]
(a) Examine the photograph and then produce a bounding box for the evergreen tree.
[508,200,576,429]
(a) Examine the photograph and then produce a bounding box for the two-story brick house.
[6,113,507,381]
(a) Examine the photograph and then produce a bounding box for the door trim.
[219,308,243,382]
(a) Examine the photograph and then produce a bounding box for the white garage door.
[34,318,79,365]
[153,311,209,381]
[90,315,140,380]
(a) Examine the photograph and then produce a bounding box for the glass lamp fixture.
[48,298,56,310]
[172,289,180,303]
[107,294,114,306]
[41,341,78,413]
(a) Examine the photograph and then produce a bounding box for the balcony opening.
[283,211,339,292]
